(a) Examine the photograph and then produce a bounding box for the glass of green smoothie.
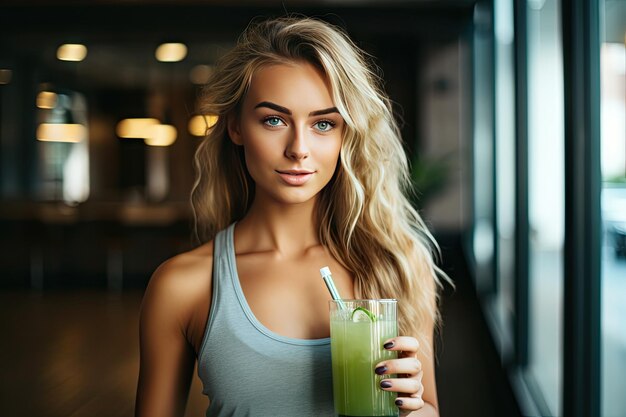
[329,299,399,417]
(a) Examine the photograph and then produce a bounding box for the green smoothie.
[329,300,398,417]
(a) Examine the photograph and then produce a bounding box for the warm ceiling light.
[116,118,160,138]
[155,43,187,62]
[145,124,177,146]
[57,44,88,62]
[0,69,12,85]
[188,114,218,136]
[37,123,86,143]
[36,91,58,109]
[189,65,213,84]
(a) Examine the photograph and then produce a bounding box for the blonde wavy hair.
[192,16,447,346]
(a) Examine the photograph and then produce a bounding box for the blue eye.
[314,120,334,132]
[264,117,284,127]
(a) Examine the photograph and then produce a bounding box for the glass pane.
[600,1,626,415]
[527,0,564,415]
[472,2,496,293]
[494,0,516,354]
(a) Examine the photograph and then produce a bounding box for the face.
[228,61,344,206]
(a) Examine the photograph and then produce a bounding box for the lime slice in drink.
[351,307,377,322]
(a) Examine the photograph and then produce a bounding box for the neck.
[236,194,321,257]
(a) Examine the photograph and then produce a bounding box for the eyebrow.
[254,101,339,117]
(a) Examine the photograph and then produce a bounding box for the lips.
[276,169,315,185]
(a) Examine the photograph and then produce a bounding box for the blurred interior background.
[0,1,624,416]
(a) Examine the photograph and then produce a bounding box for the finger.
[379,377,421,395]
[375,357,422,376]
[379,371,423,394]
[383,336,419,353]
[394,396,425,412]
[374,358,422,376]
[415,380,424,397]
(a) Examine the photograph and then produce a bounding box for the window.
[494,0,516,357]
[600,1,626,415]
[526,1,565,414]
[472,1,497,295]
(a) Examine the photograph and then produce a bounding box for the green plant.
[409,153,453,209]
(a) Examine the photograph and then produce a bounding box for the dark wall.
[0,2,473,289]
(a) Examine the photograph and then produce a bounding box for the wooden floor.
[0,246,520,417]
[0,290,209,417]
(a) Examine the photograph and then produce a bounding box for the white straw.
[320,266,347,310]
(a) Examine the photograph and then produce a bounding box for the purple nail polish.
[375,365,387,375]
[380,381,392,388]
[384,341,395,349]
[395,399,403,406]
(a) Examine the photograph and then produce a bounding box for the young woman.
[135,16,447,417]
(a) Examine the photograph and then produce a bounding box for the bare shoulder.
[145,241,214,299]
[150,240,213,286]
[140,240,214,348]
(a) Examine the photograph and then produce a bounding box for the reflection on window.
[527,0,564,415]
[600,32,626,417]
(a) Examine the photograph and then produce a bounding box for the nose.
[284,126,309,160]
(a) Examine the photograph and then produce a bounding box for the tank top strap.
[212,222,235,276]
[197,222,236,360]
[209,222,238,314]
[218,222,242,308]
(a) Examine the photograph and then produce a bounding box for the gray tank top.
[197,223,334,417]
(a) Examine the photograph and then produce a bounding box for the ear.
[227,115,243,146]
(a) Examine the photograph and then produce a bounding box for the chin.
[267,189,321,206]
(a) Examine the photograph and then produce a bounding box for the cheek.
[320,138,342,167]
[240,126,278,165]
[241,142,283,184]
[243,145,270,173]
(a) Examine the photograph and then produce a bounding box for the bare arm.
[135,258,204,417]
